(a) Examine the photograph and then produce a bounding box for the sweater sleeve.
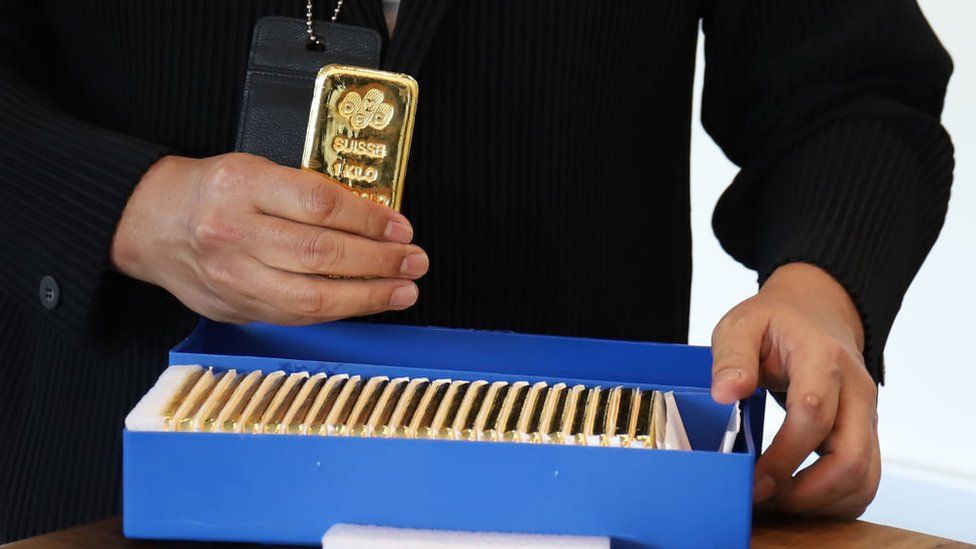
[702,0,954,382]
[0,1,172,346]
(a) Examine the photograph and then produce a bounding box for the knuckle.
[714,307,760,340]
[302,183,342,224]
[712,313,742,344]
[713,310,741,335]
[797,392,832,434]
[824,339,852,365]
[841,453,871,483]
[298,232,342,271]
[206,153,251,195]
[292,284,326,315]
[823,361,843,384]
[193,214,241,248]
[329,236,347,269]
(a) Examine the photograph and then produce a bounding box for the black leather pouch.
[235,16,382,167]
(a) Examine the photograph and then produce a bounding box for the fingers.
[804,450,880,520]
[753,348,842,504]
[254,162,413,243]
[247,215,429,279]
[762,440,880,520]
[205,256,419,323]
[247,266,419,321]
[773,375,879,514]
[710,307,767,404]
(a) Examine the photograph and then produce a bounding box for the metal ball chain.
[306,0,344,47]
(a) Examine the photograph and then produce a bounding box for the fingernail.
[384,219,413,243]
[399,252,429,278]
[389,284,418,309]
[753,474,776,503]
[714,368,743,386]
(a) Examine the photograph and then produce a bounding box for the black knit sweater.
[0,0,953,541]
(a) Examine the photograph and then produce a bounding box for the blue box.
[123,320,765,548]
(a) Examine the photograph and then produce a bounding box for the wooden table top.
[3,516,970,549]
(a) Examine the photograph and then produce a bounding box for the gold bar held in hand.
[302,65,419,211]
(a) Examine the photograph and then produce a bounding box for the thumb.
[710,307,765,404]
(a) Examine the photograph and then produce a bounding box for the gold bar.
[136,368,693,452]
[282,373,327,434]
[261,372,310,434]
[452,380,488,441]
[302,65,419,211]
[430,380,469,439]
[472,381,509,441]
[620,388,641,447]
[633,389,655,448]
[304,374,349,435]
[322,375,363,435]
[162,366,205,430]
[552,385,586,444]
[365,377,409,436]
[555,384,586,445]
[496,381,530,442]
[580,386,604,446]
[343,376,389,436]
[171,368,218,432]
[193,369,240,432]
[514,381,548,442]
[408,379,451,438]
[533,382,566,443]
[241,371,286,434]
[216,370,264,433]
[602,386,623,446]
[386,378,429,437]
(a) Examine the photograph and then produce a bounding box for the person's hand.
[111,153,428,324]
[710,262,881,519]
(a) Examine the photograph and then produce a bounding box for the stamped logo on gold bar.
[302,65,419,211]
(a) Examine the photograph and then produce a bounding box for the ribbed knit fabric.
[0,0,953,541]
[702,1,954,378]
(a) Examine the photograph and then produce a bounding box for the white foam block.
[663,391,692,451]
[124,365,203,431]
[719,401,741,453]
[321,524,610,549]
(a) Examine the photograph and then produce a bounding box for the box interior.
[169,320,760,454]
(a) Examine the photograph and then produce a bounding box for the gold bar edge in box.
[301,64,419,212]
[129,365,703,452]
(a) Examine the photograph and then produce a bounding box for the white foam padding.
[719,401,741,453]
[663,391,692,451]
[321,524,610,549]
[124,365,203,431]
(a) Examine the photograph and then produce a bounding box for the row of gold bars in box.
[128,365,687,449]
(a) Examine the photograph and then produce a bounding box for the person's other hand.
[111,153,428,324]
[710,262,881,519]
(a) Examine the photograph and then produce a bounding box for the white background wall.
[687,1,976,542]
